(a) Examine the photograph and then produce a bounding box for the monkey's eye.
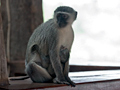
[57,13,68,20]
[62,14,68,19]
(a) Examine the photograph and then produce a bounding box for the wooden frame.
[0,70,120,90]
[6,61,120,76]
[0,4,9,86]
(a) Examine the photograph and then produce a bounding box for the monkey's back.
[25,19,58,63]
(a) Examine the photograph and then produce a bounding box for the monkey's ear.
[75,11,77,20]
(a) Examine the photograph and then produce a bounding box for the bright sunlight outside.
[43,0,120,66]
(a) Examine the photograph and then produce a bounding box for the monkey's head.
[54,6,77,28]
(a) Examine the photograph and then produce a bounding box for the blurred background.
[43,0,120,66]
[1,0,120,77]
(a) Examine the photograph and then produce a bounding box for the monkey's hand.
[53,77,70,85]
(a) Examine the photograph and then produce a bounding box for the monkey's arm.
[49,46,70,85]
[62,48,75,87]
[64,61,75,87]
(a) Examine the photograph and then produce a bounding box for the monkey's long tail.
[10,76,29,80]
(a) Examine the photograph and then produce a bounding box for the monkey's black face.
[56,13,69,28]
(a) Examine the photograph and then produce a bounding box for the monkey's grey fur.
[25,6,77,87]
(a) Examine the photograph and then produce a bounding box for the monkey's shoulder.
[32,19,57,36]
[27,19,58,49]
[38,19,56,30]
[30,19,56,37]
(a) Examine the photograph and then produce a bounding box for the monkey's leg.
[26,62,52,83]
[25,52,52,83]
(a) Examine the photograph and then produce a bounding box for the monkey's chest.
[59,28,74,49]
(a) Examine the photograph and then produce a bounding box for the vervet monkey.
[25,6,77,87]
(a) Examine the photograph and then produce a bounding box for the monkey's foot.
[53,78,70,85]
[69,81,76,87]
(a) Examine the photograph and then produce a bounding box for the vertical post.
[1,0,43,76]
[0,2,9,85]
